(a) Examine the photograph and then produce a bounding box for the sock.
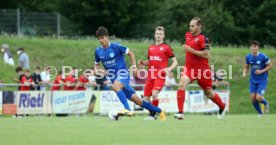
[142,100,162,113]
[260,99,268,105]
[211,93,225,110]
[177,90,185,113]
[151,99,159,107]
[149,99,159,116]
[116,90,131,111]
[253,101,263,114]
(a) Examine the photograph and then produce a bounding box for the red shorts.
[144,78,165,96]
[181,67,212,90]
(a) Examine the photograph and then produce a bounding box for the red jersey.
[148,43,175,79]
[52,75,63,90]
[64,74,76,90]
[20,76,33,91]
[185,32,210,69]
[76,75,89,90]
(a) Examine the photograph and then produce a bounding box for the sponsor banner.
[0,92,2,114]
[189,90,230,112]
[52,91,92,114]
[16,91,50,114]
[99,91,134,113]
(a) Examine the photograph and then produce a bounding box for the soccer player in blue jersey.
[93,26,166,120]
[243,40,272,117]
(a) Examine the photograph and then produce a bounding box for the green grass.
[0,115,275,145]
[0,36,276,114]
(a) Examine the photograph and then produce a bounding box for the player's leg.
[111,80,131,111]
[175,75,191,119]
[250,82,263,115]
[143,79,155,119]
[123,84,166,120]
[256,81,269,113]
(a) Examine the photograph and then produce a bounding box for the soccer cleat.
[258,114,263,118]
[159,110,166,121]
[217,106,226,119]
[144,116,157,121]
[117,109,134,117]
[174,112,184,120]
[265,103,270,113]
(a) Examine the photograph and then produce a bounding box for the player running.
[93,26,166,120]
[175,17,226,120]
[138,26,178,120]
[243,40,272,118]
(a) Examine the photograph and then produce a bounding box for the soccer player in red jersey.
[52,70,65,91]
[20,69,35,91]
[175,17,226,120]
[64,68,77,90]
[139,26,178,120]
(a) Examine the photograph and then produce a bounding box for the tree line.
[1,0,275,47]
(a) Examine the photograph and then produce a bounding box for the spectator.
[13,67,25,90]
[40,66,51,91]
[64,68,77,90]
[31,66,42,90]
[52,70,65,91]
[86,69,97,91]
[95,69,110,90]
[76,72,89,90]
[17,47,30,69]
[20,69,35,91]
[133,64,147,90]
[164,72,177,90]
[1,44,14,66]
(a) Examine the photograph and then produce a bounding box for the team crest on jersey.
[195,38,199,42]
[160,47,164,51]
[109,52,115,58]
[256,60,260,64]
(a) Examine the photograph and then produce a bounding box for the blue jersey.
[94,43,129,82]
[246,52,270,82]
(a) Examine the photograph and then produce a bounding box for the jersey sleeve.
[263,54,271,64]
[116,45,129,55]
[94,50,100,64]
[245,55,250,65]
[166,46,175,58]
[200,36,210,51]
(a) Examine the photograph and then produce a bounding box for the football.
[108,110,119,121]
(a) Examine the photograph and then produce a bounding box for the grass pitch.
[0,114,275,145]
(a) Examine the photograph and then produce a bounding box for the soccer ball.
[108,110,119,121]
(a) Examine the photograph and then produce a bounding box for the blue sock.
[141,100,162,113]
[116,90,131,110]
[261,99,268,105]
[253,101,262,114]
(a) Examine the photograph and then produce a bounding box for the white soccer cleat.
[174,112,184,120]
[258,114,263,118]
[144,116,157,121]
[217,107,226,119]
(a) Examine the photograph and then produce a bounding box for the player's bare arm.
[243,64,249,78]
[138,60,149,66]
[255,62,272,75]
[182,44,210,59]
[127,49,138,75]
[167,57,178,72]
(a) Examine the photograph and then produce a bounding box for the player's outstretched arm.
[242,64,249,78]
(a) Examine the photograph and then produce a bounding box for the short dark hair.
[25,69,31,73]
[17,47,24,51]
[96,26,109,37]
[192,17,201,26]
[35,66,41,70]
[251,40,260,46]
[15,67,23,73]
[155,26,165,32]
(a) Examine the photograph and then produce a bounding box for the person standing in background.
[17,47,30,69]
[1,43,14,66]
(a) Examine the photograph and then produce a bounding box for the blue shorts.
[250,79,267,96]
[113,75,136,100]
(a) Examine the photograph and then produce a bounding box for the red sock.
[212,93,225,110]
[151,99,159,107]
[177,90,185,113]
